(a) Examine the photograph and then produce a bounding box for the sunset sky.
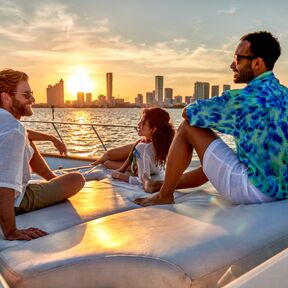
[1,0,288,102]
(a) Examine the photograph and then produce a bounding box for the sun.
[67,67,95,96]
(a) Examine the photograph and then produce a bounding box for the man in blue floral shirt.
[136,31,288,206]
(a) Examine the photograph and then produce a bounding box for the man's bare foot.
[142,174,163,193]
[134,193,174,207]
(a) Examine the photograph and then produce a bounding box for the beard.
[233,63,255,83]
[11,97,33,118]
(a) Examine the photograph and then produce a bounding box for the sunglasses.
[234,54,257,63]
[11,91,34,100]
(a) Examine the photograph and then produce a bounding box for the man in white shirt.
[0,69,85,241]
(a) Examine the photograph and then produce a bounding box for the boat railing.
[21,120,137,152]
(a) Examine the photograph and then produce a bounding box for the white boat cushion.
[0,182,288,288]
[0,176,189,251]
[0,181,140,251]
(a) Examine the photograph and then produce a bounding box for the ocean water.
[22,107,234,157]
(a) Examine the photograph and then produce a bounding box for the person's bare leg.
[48,172,85,199]
[176,167,208,189]
[103,160,126,170]
[29,142,85,197]
[92,143,134,166]
[142,174,163,193]
[29,141,57,180]
[142,167,208,193]
[135,121,218,206]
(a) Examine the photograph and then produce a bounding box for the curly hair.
[241,31,281,70]
[142,107,175,167]
[0,69,29,105]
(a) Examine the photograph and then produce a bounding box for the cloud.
[173,38,187,44]
[94,18,110,33]
[31,3,76,32]
[0,1,230,73]
[217,7,237,14]
[0,0,235,99]
[0,0,22,17]
[0,2,76,42]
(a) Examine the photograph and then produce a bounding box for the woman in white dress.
[92,107,175,187]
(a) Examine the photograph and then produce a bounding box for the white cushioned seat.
[1,182,288,288]
[0,181,140,251]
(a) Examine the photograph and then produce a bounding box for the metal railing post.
[21,120,136,153]
[91,125,107,151]
[52,122,64,143]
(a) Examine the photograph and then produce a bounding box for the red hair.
[0,69,28,105]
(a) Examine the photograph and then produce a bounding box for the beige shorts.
[15,181,64,215]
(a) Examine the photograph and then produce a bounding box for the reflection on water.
[23,107,234,157]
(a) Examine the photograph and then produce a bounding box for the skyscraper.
[155,75,164,104]
[223,84,231,93]
[106,72,113,106]
[185,96,193,104]
[164,88,173,105]
[85,93,92,105]
[97,94,107,107]
[135,94,143,107]
[146,92,155,105]
[211,85,219,97]
[46,79,64,106]
[77,92,85,106]
[174,95,183,104]
[194,82,210,100]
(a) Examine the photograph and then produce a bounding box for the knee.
[105,150,113,159]
[75,172,85,188]
[67,172,85,195]
[52,172,85,199]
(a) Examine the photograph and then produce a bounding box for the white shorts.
[203,138,275,204]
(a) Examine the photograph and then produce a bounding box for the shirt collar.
[247,71,276,87]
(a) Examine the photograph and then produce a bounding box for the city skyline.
[45,74,231,108]
[1,1,288,103]
[46,72,232,103]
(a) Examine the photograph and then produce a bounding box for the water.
[22,107,234,157]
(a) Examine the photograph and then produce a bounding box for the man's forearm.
[0,188,17,238]
[27,129,53,142]
[0,188,48,240]
[27,129,67,156]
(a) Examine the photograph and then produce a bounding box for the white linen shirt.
[129,142,160,185]
[0,108,34,207]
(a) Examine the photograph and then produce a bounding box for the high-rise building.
[164,88,173,105]
[106,72,113,106]
[97,94,107,107]
[174,95,183,104]
[77,92,85,106]
[146,92,155,105]
[194,82,210,100]
[155,76,164,104]
[85,93,92,105]
[135,94,143,107]
[185,96,193,104]
[223,84,231,92]
[211,85,219,97]
[46,79,64,106]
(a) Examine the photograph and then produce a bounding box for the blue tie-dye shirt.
[186,71,288,199]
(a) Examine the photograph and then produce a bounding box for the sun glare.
[67,67,95,97]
